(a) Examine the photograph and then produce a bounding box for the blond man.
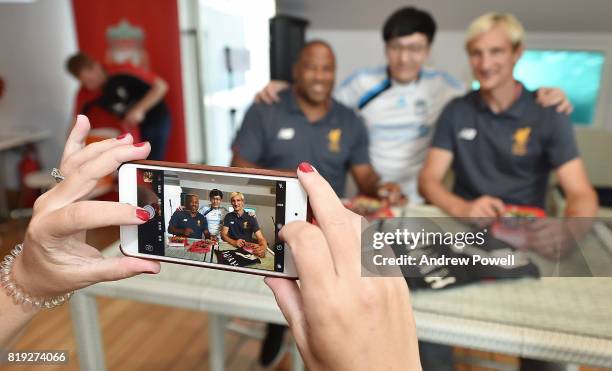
[419,15,597,369]
[419,12,596,219]
[221,192,268,257]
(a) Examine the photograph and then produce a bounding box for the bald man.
[231,40,402,367]
[231,40,401,202]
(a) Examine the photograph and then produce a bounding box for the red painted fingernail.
[298,162,314,173]
[116,133,128,140]
[136,208,150,221]
[134,141,147,147]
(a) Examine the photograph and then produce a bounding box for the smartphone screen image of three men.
[136,168,286,273]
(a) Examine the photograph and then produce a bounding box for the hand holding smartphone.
[119,160,307,278]
[265,163,421,371]
[17,116,419,371]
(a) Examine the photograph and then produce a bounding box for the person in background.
[221,192,268,258]
[1,115,421,371]
[168,194,209,239]
[233,40,402,204]
[418,14,598,370]
[66,52,171,160]
[233,40,403,367]
[419,12,597,219]
[200,189,229,239]
[256,7,572,206]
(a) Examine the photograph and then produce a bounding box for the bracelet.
[0,244,73,310]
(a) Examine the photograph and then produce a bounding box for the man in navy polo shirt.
[168,194,209,239]
[232,40,403,368]
[419,13,597,219]
[221,192,267,258]
[419,15,597,369]
[231,40,402,201]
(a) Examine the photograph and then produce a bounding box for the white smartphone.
[119,160,308,278]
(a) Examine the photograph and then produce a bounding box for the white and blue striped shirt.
[199,206,229,237]
[334,66,465,203]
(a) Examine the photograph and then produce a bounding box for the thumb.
[84,256,161,284]
[264,277,307,347]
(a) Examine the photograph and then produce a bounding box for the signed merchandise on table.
[343,195,394,220]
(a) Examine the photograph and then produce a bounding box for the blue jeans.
[140,113,171,161]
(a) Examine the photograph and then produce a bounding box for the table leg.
[291,341,304,371]
[208,314,227,371]
[70,292,106,371]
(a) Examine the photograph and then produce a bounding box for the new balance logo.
[458,128,477,140]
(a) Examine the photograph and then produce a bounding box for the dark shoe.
[419,341,456,371]
[259,323,287,367]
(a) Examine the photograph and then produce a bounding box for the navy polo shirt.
[168,210,208,238]
[431,85,579,208]
[223,211,260,243]
[232,89,370,196]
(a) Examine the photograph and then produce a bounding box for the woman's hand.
[265,162,421,371]
[12,115,161,299]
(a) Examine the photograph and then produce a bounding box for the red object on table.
[501,205,546,218]
[242,242,260,254]
[169,236,188,246]
[188,240,212,253]
[491,205,546,249]
[342,195,395,220]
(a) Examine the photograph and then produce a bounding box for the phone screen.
[136,168,286,273]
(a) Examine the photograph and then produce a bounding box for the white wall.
[198,0,276,166]
[0,0,78,189]
[308,29,612,129]
[250,204,276,245]
[179,0,207,164]
[278,0,612,34]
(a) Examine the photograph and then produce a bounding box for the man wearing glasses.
[200,189,229,239]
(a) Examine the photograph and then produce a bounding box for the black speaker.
[269,15,309,83]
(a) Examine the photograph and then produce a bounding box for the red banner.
[71,0,186,162]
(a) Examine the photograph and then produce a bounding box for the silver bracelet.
[0,244,73,310]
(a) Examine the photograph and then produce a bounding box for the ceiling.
[277,0,612,33]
